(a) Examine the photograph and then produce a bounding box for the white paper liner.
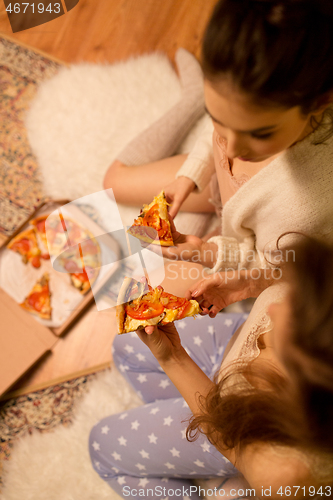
[0,217,119,328]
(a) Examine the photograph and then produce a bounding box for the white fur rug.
[1,369,248,500]
[25,53,215,235]
[1,368,141,500]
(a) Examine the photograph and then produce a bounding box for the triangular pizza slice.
[127,191,174,246]
[7,228,42,268]
[117,277,201,334]
[20,273,52,320]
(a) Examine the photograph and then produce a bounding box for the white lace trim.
[239,312,273,360]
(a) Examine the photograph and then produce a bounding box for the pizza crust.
[116,277,147,334]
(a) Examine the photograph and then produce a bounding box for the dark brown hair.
[202,0,333,116]
[186,238,333,457]
[284,238,333,452]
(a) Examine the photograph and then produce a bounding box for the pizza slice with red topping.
[7,228,42,268]
[127,191,174,246]
[117,278,201,334]
[58,238,101,294]
[20,273,52,320]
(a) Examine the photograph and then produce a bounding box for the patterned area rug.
[0,35,60,240]
[0,374,97,489]
[0,35,86,489]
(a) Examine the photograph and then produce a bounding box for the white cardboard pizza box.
[0,198,121,397]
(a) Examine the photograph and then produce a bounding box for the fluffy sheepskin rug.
[1,368,248,500]
[1,368,141,500]
[25,53,214,235]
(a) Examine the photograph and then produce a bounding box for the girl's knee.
[112,333,147,370]
[112,334,131,369]
[89,420,122,480]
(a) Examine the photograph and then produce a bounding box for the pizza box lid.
[0,287,58,396]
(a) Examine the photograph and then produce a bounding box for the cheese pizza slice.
[20,273,52,320]
[117,277,201,334]
[127,191,174,246]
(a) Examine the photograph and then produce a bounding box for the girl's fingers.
[168,203,180,219]
[189,285,205,299]
[200,307,210,316]
[209,305,220,318]
[144,325,155,335]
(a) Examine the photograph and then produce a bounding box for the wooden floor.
[0,0,216,64]
[0,0,217,399]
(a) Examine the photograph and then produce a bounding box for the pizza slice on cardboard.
[32,214,85,256]
[32,214,101,295]
[117,277,201,334]
[58,237,101,295]
[7,228,42,268]
[127,191,174,246]
[20,273,52,320]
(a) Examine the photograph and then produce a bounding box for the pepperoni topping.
[161,291,187,309]
[11,238,30,253]
[31,255,41,268]
[28,290,48,312]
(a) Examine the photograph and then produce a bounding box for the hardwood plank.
[0,0,216,63]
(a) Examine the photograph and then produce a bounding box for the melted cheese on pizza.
[124,313,165,332]
[162,300,200,323]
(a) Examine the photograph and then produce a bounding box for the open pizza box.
[0,193,125,397]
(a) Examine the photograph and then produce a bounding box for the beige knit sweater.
[176,117,333,272]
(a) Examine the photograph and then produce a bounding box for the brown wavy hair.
[186,238,333,458]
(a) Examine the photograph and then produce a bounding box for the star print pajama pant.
[89,313,247,500]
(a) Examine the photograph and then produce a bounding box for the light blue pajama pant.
[89,313,247,499]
